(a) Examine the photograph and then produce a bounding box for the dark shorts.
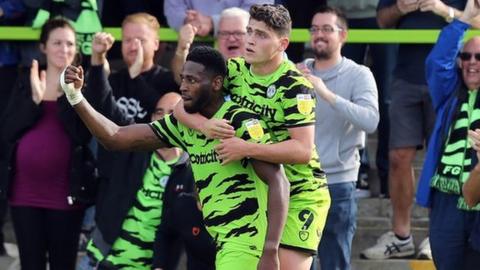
[388,78,436,149]
[429,190,480,270]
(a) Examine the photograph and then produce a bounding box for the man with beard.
[298,6,379,270]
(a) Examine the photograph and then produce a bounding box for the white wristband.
[60,67,83,106]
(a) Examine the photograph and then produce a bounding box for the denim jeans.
[430,190,480,270]
[317,182,357,270]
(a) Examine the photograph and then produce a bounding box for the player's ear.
[212,75,223,92]
[278,36,289,52]
[40,43,46,54]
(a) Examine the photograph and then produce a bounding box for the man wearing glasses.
[413,0,480,268]
[297,6,379,270]
[172,7,249,83]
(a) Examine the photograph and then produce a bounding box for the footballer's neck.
[200,96,225,119]
[251,52,284,76]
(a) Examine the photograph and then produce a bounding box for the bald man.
[416,0,480,269]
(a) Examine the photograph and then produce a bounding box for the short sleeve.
[149,115,188,150]
[281,80,316,128]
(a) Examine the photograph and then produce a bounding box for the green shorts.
[280,187,331,254]
[216,242,261,270]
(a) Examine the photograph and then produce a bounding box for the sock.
[395,233,411,242]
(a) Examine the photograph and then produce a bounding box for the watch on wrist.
[446,7,455,23]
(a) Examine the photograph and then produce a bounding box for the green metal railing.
[2,26,480,43]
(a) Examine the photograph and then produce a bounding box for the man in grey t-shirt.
[298,6,379,270]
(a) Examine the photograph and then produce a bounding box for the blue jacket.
[0,0,25,66]
[417,19,470,207]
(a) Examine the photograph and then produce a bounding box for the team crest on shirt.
[296,94,313,115]
[299,230,309,241]
[245,119,264,141]
[266,85,276,98]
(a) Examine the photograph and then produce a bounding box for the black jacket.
[84,64,178,244]
[0,71,96,204]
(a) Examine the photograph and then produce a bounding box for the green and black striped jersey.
[150,101,270,255]
[225,57,327,203]
[87,153,176,269]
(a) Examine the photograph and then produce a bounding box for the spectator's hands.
[257,245,280,270]
[128,38,144,79]
[460,0,480,24]
[185,10,213,37]
[418,0,448,16]
[178,24,198,53]
[297,63,336,105]
[215,137,248,165]
[91,32,114,66]
[396,0,419,14]
[30,59,47,104]
[200,118,235,139]
[63,65,85,90]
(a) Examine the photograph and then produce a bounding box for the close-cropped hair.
[122,12,160,32]
[313,6,349,30]
[39,18,76,45]
[249,4,292,37]
[186,46,227,78]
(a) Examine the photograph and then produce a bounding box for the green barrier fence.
[2,26,480,43]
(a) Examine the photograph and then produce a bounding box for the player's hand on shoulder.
[216,137,248,165]
[200,118,235,139]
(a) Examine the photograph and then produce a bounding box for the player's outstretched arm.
[75,100,164,151]
[252,160,289,270]
[61,65,166,152]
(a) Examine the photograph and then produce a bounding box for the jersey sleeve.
[281,78,316,128]
[149,115,188,151]
[230,110,271,144]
